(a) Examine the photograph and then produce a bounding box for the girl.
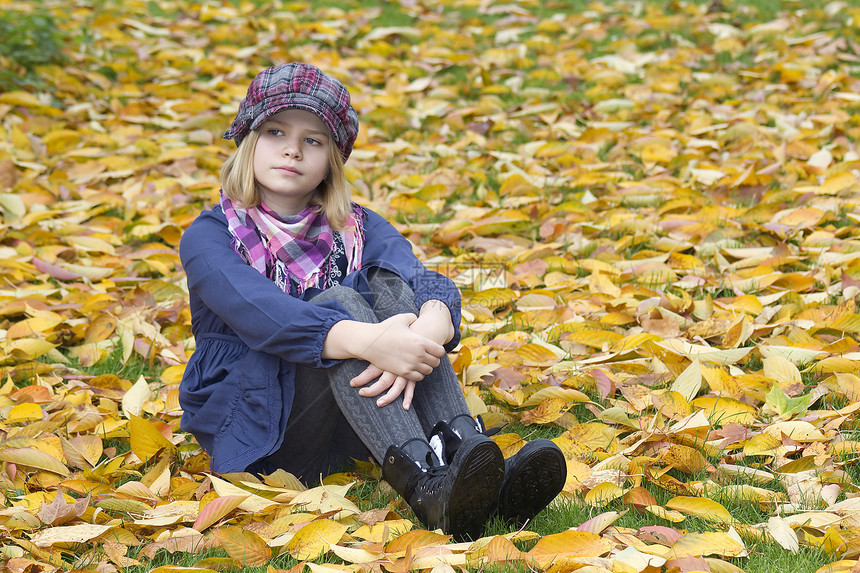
[178,62,566,539]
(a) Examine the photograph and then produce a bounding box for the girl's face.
[253,109,332,216]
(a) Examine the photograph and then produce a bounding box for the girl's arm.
[346,301,454,410]
[322,313,445,382]
[345,208,463,408]
[360,208,462,351]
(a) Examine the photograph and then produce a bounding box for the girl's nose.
[283,141,301,159]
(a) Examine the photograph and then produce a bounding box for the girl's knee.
[312,285,375,319]
[367,268,416,314]
[368,268,411,291]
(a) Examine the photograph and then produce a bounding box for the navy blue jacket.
[178,205,462,473]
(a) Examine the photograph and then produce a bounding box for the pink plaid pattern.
[221,193,363,295]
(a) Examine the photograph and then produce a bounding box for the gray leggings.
[252,268,470,484]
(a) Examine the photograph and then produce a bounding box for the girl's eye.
[305,137,320,145]
[267,128,283,136]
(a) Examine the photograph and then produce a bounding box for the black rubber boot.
[381,436,504,540]
[430,414,567,526]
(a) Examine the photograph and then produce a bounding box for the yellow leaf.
[773,207,826,228]
[207,474,276,513]
[492,432,526,458]
[719,485,785,504]
[817,171,856,194]
[0,447,69,477]
[472,210,532,236]
[4,338,57,359]
[665,496,733,523]
[651,390,693,420]
[701,363,742,398]
[161,364,187,385]
[655,339,751,365]
[485,535,525,563]
[128,413,173,463]
[670,359,702,402]
[527,530,613,566]
[763,354,801,384]
[717,464,775,484]
[304,565,355,573]
[30,523,112,547]
[584,482,626,507]
[724,292,771,316]
[589,271,622,297]
[0,193,26,221]
[193,495,247,532]
[351,519,412,542]
[0,91,44,107]
[287,520,348,561]
[467,288,517,309]
[660,444,710,475]
[514,343,561,366]
[565,329,624,349]
[763,421,826,442]
[389,195,430,215]
[499,173,539,196]
[60,435,102,469]
[6,402,43,423]
[43,129,83,154]
[122,375,152,418]
[520,397,571,425]
[149,565,217,573]
[6,309,64,339]
[640,141,677,164]
[692,396,757,426]
[644,505,686,522]
[521,386,589,407]
[598,406,638,428]
[214,526,271,567]
[384,529,451,553]
[83,312,118,344]
[721,315,754,349]
[670,531,746,558]
[743,432,782,456]
[327,543,384,564]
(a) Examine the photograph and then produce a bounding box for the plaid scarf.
[221,193,363,296]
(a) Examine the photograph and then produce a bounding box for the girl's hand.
[358,314,444,380]
[410,300,455,346]
[324,313,444,380]
[350,364,417,409]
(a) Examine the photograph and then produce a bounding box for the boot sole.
[497,439,566,525]
[442,435,504,540]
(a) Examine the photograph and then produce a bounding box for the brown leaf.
[37,490,89,526]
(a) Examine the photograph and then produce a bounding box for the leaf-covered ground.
[2,0,860,571]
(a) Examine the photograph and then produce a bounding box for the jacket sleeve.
[179,209,353,367]
[360,208,462,351]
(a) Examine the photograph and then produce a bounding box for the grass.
[0,9,67,90]
[69,346,166,381]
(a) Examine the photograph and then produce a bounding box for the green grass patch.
[71,346,166,381]
[0,9,67,90]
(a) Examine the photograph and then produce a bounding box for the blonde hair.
[220,127,352,231]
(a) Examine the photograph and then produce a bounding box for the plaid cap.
[223,63,359,161]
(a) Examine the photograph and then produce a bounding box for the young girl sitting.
[178,62,566,539]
